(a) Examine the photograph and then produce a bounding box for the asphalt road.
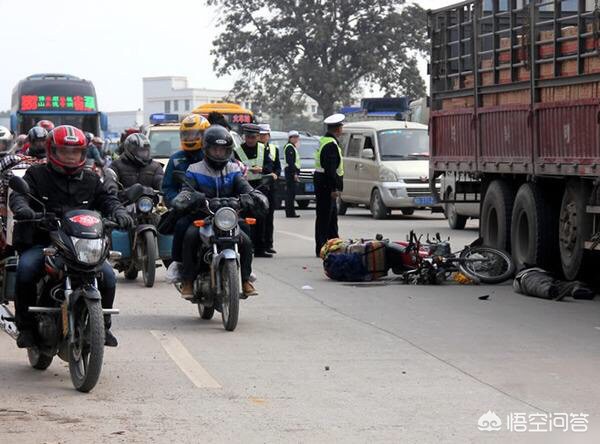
[1,208,600,443]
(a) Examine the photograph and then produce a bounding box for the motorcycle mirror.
[124,183,145,202]
[8,176,30,194]
[174,170,197,190]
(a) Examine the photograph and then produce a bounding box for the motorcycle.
[173,172,264,331]
[111,183,161,287]
[388,231,515,285]
[0,176,121,392]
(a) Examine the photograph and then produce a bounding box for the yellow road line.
[150,330,221,389]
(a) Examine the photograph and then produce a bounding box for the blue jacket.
[162,150,204,207]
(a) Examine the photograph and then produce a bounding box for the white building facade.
[143,77,229,123]
[105,110,144,137]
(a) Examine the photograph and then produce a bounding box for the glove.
[13,206,36,220]
[239,194,254,211]
[114,210,134,229]
[172,190,205,213]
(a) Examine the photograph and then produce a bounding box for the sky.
[0,0,457,112]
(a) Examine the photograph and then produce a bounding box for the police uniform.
[284,130,301,218]
[314,114,345,257]
[234,123,274,257]
[258,124,281,253]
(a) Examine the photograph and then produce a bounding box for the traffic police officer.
[284,130,301,218]
[314,114,345,257]
[234,123,274,258]
[258,124,280,254]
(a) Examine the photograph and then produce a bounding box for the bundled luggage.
[320,238,387,282]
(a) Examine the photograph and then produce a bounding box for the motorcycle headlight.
[214,207,238,231]
[71,237,105,265]
[137,197,154,213]
[379,167,399,182]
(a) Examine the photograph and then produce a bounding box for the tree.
[209,0,427,118]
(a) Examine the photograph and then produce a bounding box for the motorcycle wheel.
[138,231,157,288]
[197,304,215,320]
[458,246,516,284]
[68,298,105,393]
[220,260,240,332]
[27,347,53,370]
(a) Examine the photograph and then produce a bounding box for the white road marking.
[150,330,221,389]
[277,230,313,242]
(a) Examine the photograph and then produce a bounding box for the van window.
[347,134,363,157]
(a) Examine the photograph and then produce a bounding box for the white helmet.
[0,126,12,152]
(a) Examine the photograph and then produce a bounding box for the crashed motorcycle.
[0,176,120,392]
[111,183,161,287]
[390,231,515,285]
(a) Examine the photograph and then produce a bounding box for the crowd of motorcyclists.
[0,111,286,349]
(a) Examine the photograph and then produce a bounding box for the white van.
[338,121,438,219]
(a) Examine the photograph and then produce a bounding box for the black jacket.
[10,164,125,246]
[317,132,344,192]
[110,157,164,190]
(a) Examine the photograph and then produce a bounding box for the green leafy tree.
[209,0,427,118]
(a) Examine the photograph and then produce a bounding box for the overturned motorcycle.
[0,177,121,392]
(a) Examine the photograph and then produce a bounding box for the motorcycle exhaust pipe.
[0,304,18,340]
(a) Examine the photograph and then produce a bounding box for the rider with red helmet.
[10,125,133,349]
[37,120,55,132]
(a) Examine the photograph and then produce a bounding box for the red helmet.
[46,125,87,175]
[37,120,55,131]
[120,127,140,143]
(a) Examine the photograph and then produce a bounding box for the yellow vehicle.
[192,103,254,133]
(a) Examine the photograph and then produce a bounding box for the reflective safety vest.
[315,136,344,176]
[284,143,301,169]
[235,143,265,181]
[266,143,278,162]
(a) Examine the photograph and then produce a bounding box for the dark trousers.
[264,183,276,249]
[248,179,267,253]
[314,174,339,257]
[285,175,297,217]
[16,246,116,330]
[171,214,195,262]
[181,224,253,282]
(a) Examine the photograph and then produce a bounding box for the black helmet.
[27,126,48,159]
[123,133,151,166]
[203,125,234,170]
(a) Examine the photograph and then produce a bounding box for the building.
[143,76,229,123]
[105,109,144,138]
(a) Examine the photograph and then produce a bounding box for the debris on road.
[478,295,490,301]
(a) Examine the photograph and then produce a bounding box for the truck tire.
[510,182,559,272]
[481,180,514,251]
[559,180,592,280]
[445,203,468,230]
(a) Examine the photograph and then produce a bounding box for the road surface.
[1,208,599,443]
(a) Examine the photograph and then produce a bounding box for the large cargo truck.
[428,0,600,279]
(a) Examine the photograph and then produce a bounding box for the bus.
[191,102,254,133]
[10,73,107,135]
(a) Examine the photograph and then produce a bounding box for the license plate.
[414,196,435,206]
[305,183,315,193]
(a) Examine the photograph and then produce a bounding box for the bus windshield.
[18,114,98,134]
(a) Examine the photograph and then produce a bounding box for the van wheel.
[559,180,592,280]
[297,200,310,210]
[370,189,388,220]
[445,203,468,230]
[337,196,348,215]
[510,182,559,272]
[401,208,415,216]
[481,180,514,251]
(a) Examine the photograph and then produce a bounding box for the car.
[146,123,243,167]
[269,131,319,209]
[338,120,441,219]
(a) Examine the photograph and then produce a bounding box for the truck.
[428,0,600,280]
